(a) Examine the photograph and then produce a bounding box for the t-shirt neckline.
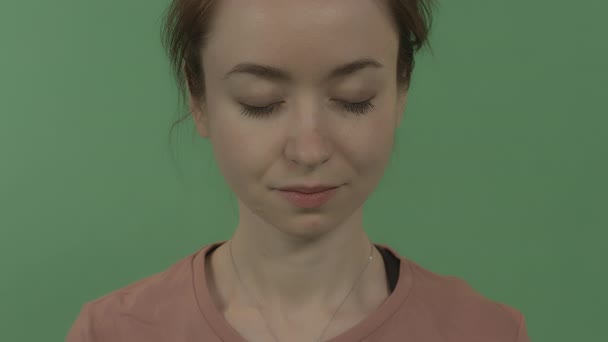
[191,240,415,342]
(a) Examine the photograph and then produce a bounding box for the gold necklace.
[228,239,374,342]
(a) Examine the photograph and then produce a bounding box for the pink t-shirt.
[66,240,530,341]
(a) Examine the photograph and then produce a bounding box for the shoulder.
[66,250,200,342]
[403,259,529,341]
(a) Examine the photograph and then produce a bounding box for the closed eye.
[239,98,376,118]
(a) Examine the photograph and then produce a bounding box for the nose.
[284,115,332,168]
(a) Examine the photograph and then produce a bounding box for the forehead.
[203,0,398,83]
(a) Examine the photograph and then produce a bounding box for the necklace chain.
[228,239,374,342]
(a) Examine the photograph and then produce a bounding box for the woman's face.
[191,0,407,238]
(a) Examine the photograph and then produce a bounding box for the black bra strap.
[375,245,401,293]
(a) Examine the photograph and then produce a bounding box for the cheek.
[212,134,244,179]
[209,117,268,188]
[346,121,395,195]
[346,108,397,166]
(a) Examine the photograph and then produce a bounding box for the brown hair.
[160,0,436,140]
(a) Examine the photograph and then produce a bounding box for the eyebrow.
[222,58,384,82]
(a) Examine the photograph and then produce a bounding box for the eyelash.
[239,99,376,118]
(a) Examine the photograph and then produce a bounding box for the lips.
[276,186,340,208]
[278,185,339,194]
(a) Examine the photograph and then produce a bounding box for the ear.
[395,89,408,128]
[182,60,209,138]
[189,91,210,138]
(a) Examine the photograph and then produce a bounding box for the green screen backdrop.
[1,1,606,341]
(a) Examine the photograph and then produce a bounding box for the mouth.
[277,185,340,194]
[275,186,341,209]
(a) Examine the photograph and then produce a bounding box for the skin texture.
[189,0,408,340]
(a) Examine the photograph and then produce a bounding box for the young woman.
[67,0,530,341]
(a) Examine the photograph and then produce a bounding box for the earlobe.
[396,92,408,128]
[184,63,209,138]
[190,97,209,138]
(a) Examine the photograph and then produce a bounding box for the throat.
[207,241,391,315]
[205,242,395,342]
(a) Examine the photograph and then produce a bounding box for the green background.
[1,1,606,341]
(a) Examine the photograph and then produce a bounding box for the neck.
[223,203,379,314]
